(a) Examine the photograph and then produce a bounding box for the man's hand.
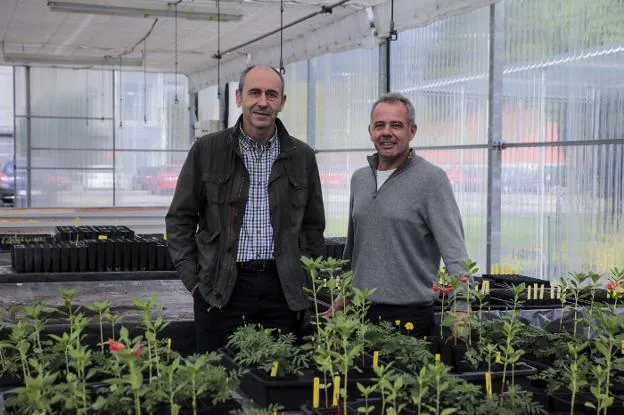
[191,283,199,297]
[450,311,470,338]
[319,296,346,317]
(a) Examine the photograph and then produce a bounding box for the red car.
[133,166,160,191]
[150,164,182,194]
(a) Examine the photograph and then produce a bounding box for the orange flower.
[108,340,125,352]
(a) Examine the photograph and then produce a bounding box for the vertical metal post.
[307,59,317,149]
[378,37,390,95]
[486,2,504,275]
[25,66,31,208]
[112,69,117,207]
[11,66,17,207]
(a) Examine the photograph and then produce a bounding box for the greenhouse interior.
[0,0,623,413]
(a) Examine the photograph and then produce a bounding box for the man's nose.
[257,93,268,106]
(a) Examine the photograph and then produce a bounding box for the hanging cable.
[100,65,105,121]
[85,70,89,126]
[389,0,397,41]
[216,0,221,100]
[279,0,285,74]
[119,56,123,128]
[174,2,179,104]
[143,41,147,124]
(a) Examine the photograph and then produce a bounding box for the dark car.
[0,160,15,205]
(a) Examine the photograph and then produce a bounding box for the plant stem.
[192,375,197,415]
[435,368,441,415]
[99,313,104,353]
[133,387,141,415]
[440,295,445,337]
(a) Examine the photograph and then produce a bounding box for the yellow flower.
[404,322,414,332]
[394,320,401,326]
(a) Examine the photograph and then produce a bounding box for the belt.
[237,260,276,272]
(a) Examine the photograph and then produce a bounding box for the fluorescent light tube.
[47,1,243,21]
[3,53,143,67]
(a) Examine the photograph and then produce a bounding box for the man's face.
[369,101,416,167]
[235,67,286,139]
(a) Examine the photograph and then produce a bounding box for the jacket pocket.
[288,175,309,208]
[195,229,220,290]
[201,171,231,204]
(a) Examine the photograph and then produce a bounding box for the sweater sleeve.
[343,176,355,263]
[426,168,471,311]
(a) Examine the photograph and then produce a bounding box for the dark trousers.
[193,263,299,353]
[366,303,435,338]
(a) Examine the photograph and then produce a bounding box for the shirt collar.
[239,126,278,152]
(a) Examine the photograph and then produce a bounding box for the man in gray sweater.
[337,92,470,337]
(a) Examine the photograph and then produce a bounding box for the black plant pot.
[220,350,376,410]
[300,402,358,415]
[154,398,241,415]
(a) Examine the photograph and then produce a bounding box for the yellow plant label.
[332,376,341,406]
[533,283,538,298]
[485,371,493,398]
[73,217,80,227]
[373,351,379,368]
[98,235,108,240]
[550,285,555,300]
[484,280,490,294]
[435,353,441,363]
[270,361,279,377]
[167,338,171,353]
[163,232,167,241]
[313,377,320,408]
[496,352,502,363]
[527,286,532,300]
[621,340,624,355]
[539,284,545,300]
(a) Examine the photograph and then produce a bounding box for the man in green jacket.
[166,65,326,352]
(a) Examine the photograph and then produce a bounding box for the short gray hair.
[370,92,416,127]
[238,65,285,95]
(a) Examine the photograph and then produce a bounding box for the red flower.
[432,284,439,293]
[108,340,125,352]
[134,342,143,358]
[441,286,453,295]
[606,281,617,291]
[459,276,468,283]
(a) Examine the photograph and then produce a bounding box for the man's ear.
[409,124,417,141]
[235,88,242,107]
[278,94,287,112]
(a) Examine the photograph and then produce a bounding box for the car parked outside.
[150,164,182,195]
[0,160,14,205]
[132,166,160,191]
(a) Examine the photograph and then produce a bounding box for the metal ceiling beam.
[215,0,351,58]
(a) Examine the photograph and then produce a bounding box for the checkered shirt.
[236,127,280,261]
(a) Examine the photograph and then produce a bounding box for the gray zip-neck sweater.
[343,150,469,307]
